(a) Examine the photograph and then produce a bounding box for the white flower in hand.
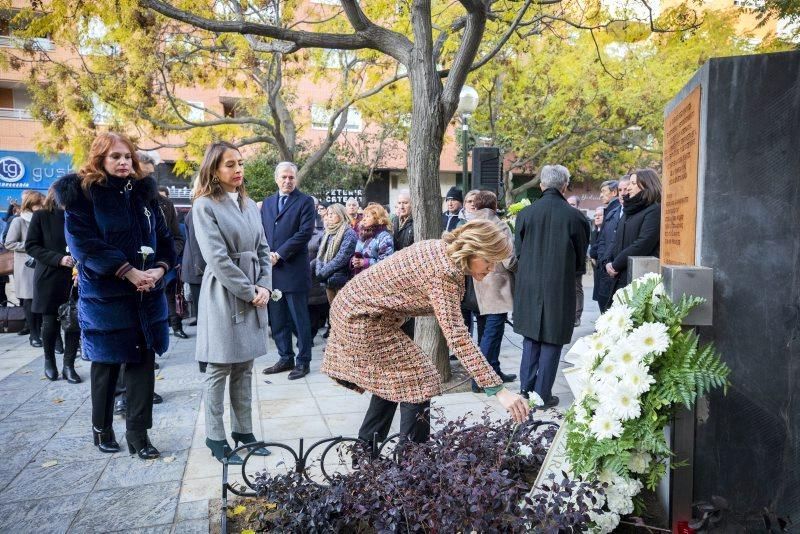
[139,246,155,259]
[270,289,283,302]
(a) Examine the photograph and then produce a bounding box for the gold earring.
[212,176,219,184]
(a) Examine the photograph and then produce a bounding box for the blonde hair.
[362,204,390,227]
[443,219,512,272]
[21,190,45,213]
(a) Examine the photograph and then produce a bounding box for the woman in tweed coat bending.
[322,219,530,447]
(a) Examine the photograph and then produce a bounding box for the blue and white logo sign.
[0,157,25,183]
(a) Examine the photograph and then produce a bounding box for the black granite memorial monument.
[664,50,800,523]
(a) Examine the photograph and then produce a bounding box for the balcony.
[0,35,54,51]
[0,107,33,120]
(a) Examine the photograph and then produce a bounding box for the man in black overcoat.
[513,165,590,408]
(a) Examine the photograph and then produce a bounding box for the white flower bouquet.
[563,274,730,532]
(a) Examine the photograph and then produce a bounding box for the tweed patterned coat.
[322,239,503,403]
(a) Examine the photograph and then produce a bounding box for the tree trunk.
[407,51,451,382]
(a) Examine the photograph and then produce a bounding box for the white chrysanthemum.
[628,451,652,474]
[593,358,620,386]
[589,411,623,440]
[589,511,620,534]
[586,333,610,358]
[573,403,591,425]
[628,322,671,357]
[607,491,634,515]
[608,341,640,368]
[608,385,642,421]
[638,272,662,284]
[595,305,634,338]
[622,364,656,395]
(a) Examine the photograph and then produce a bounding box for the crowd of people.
[0,129,662,463]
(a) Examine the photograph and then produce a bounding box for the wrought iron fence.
[219,419,560,532]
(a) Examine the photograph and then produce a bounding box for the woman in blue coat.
[55,132,175,460]
[315,203,357,303]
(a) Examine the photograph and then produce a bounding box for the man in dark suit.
[513,165,589,409]
[261,162,316,380]
[591,178,624,312]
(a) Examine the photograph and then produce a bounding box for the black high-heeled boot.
[231,432,271,456]
[205,438,243,464]
[92,426,120,453]
[126,431,160,460]
[61,353,82,384]
[44,354,58,381]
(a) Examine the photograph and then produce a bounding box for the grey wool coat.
[4,214,35,300]
[193,195,271,364]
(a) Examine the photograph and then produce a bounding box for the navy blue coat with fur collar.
[54,173,176,363]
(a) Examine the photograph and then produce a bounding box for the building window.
[0,9,54,50]
[184,100,205,122]
[0,84,33,120]
[78,17,120,56]
[311,104,362,132]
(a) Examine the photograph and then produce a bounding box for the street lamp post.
[457,85,479,192]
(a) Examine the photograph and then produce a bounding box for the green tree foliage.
[467,9,792,200]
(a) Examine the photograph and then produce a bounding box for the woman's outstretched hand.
[496,388,530,423]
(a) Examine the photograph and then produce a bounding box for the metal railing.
[220,420,560,532]
[0,108,33,120]
[0,35,55,51]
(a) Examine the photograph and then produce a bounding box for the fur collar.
[55,173,159,209]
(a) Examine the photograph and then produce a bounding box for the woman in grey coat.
[4,190,46,346]
[193,141,272,464]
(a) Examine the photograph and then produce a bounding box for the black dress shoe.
[262,359,295,375]
[498,371,517,383]
[287,364,309,380]
[126,431,160,460]
[30,338,43,348]
[544,395,559,408]
[114,397,127,415]
[62,365,82,384]
[152,392,163,404]
[172,328,189,339]
[17,328,30,336]
[93,426,121,453]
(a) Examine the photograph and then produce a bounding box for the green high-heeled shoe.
[231,432,271,456]
[205,438,243,465]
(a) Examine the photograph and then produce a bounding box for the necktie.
[279,195,287,213]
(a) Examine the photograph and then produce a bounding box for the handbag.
[24,256,36,269]
[58,286,80,333]
[0,303,26,333]
[0,250,14,276]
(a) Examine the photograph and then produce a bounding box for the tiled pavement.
[0,279,599,533]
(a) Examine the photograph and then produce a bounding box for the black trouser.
[401,318,415,339]
[20,298,41,340]
[575,275,584,322]
[461,306,473,337]
[166,278,182,330]
[189,283,201,318]
[358,394,431,447]
[41,314,78,364]
[308,302,329,338]
[91,347,155,432]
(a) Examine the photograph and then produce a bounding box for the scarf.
[358,224,387,242]
[318,218,348,263]
[622,191,648,216]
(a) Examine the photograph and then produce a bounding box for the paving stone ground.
[0,277,598,533]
